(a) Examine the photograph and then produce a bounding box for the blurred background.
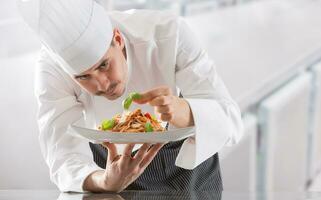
[1,0,321,195]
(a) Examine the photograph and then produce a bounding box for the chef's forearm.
[83,170,108,192]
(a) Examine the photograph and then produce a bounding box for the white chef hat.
[17,0,113,75]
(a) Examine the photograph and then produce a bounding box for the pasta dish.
[98,108,165,133]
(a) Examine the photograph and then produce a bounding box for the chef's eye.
[98,61,109,71]
[99,64,106,69]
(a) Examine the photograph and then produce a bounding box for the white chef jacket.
[35,10,244,192]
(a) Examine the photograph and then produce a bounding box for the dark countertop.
[1,190,321,200]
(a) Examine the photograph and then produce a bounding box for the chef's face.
[73,28,128,100]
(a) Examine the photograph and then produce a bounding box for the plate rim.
[68,124,196,143]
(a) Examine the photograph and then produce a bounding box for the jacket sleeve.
[34,49,101,192]
[174,18,244,169]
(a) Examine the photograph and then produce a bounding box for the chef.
[18,0,244,193]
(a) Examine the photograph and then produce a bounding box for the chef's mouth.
[104,85,126,100]
[106,86,117,96]
[95,83,118,96]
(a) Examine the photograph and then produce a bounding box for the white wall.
[0,1,56,189]
[258,73,311,191]
[0,53,56,189]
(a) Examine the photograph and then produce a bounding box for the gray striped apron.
[89,139,223,191]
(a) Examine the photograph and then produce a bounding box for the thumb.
[102,142,118,162]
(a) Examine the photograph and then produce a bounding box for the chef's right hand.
[83,142,163,193]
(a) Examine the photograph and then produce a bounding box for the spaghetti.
[98,108,165,133]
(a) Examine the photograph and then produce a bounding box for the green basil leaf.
[145,122,154,132]
[102,119,115,130]
[122,97,133,110]
[129,92,141,100]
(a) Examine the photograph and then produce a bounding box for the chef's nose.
[95,74,109,92]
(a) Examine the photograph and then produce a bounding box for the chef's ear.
[111,28,125,50]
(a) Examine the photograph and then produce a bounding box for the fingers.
[139,143,164,168]
[134,86,172,104]
[123,143,136,157]
[102,142,164,170]
[102,142,118,162]
[155,104,173,113]
[153,104,174,121]
[131,87,176,123]
[133,143,151,163]
[159,113,173,121]
[150,96,172,107]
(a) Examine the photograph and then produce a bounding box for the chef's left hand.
[133,86,194,128]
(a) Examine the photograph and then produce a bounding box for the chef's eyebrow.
[74,58,110,79]
[74,74,89,79]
